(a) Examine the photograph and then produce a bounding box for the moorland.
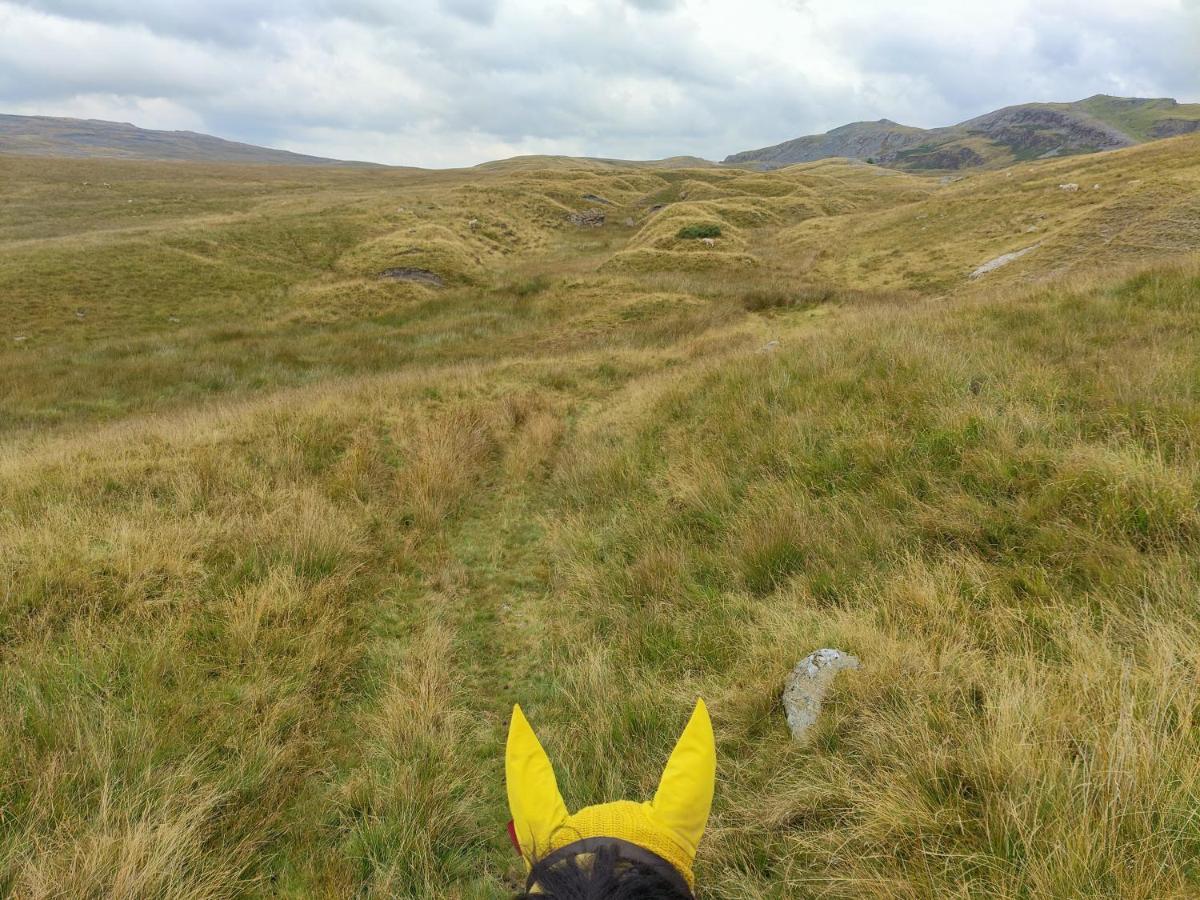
[4,133,1200,897]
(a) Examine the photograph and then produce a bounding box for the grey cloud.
[440,0,500,25]
[11,0,295,46]
[3,0,1199,168]
[624,0,680,11]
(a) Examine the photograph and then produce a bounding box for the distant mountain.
[472,154,718,172]
[725,95,1200,172]
[0,114,376,166]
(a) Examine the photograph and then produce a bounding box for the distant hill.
[472,154,717,172]
[0,114,376,166]
[725,95,1200,172]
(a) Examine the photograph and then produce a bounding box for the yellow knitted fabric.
[545,800,696,888]
[506,701,714,893]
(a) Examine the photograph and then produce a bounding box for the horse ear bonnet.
[505,699,715,890]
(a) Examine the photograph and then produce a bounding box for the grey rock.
[1151,118,1200,138]
[969,244,1039,279]
[782,648,860,741]
[379,267,445,287]
[567,208,606,228]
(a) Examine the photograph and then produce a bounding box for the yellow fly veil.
[650,698,716,861]
[505,699,716,884]
[506,703,569,867]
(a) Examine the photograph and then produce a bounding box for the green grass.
[1070,95,1200,142]
[676,223,723,240]
[3,144,1200,897]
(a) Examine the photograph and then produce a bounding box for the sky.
[2,0,1198,167]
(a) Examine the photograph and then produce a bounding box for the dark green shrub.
[676,223,722,240]
[741,285,836,311]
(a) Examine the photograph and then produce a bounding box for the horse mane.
[515,840,695,900]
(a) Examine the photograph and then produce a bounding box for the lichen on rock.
[782,648,860,741]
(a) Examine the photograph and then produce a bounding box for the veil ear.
[506,705,569,864]
[650,699,716,858]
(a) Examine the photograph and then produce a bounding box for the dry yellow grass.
[3,139,1200,897]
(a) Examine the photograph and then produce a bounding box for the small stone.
[970,244,1039,279]
[1059,183,1079,192]
[782,648,860,741]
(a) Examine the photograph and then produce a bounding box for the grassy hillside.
[779,136,1200,294]
[1070,94,1200,141]
[3,138,1200,897]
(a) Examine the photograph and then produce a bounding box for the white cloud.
[1,0,1198,167]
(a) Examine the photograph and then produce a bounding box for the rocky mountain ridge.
[725,95,1200,172]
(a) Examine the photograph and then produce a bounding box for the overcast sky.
[3,0,1198,167]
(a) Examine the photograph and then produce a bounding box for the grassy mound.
[337,224,485,285]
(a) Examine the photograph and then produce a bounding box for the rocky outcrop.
[1152,118,1200,139]
[960,105,1135,156]
[896,144,985,170]
[380,267,444,286]
[567,208,606,228]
